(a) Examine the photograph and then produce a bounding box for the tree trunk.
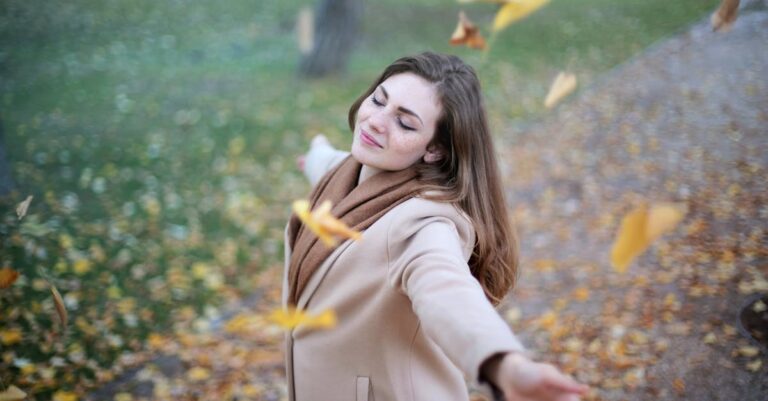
[299,0,363,78]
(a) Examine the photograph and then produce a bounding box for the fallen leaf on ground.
[0,268,20,289]
[672,378,685,395]
[0,329,22,345]
[737,346,760,357]
[52,391,78,401]
[746,359,762,372]
[544,72,577,109]
[187,367,211,382]
[0,385,27,401]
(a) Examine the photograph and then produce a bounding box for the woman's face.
[351,72,443,172]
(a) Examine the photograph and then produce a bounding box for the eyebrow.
[379,85,424,127]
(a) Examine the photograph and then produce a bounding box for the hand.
[483,353,588,401]
[296,134,330,172]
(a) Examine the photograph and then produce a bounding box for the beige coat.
[282,145,525,401]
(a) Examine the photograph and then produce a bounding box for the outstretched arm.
[481,352,588,401]
[296,134,349,186]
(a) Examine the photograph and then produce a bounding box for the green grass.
[0,0,719,397]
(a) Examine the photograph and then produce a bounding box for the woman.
[285,52,587,401]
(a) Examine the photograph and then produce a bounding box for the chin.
[351,145,378,168]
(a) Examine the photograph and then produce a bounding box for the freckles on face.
[351,72,442,172]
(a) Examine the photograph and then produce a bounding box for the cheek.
[356,102,373,122]
[390,134,429,158]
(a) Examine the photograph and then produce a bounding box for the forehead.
[379,73,441,119]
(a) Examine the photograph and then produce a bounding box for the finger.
[554,394,582,401]
[541,366,588,394]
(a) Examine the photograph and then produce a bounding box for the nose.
[368,108,387,134]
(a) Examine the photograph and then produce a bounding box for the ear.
[423,146,444,164]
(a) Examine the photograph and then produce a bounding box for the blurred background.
[2,0,766,400]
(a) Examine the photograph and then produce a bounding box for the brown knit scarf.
[287,155,423,306]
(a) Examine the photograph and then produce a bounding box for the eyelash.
[371,95,416,131]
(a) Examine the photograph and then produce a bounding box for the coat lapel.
[296,238,356,310]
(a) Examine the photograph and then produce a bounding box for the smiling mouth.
[360,130,383,148]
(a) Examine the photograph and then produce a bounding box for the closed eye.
[372,93,416,131]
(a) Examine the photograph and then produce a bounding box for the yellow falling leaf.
[544,71,577,109]
[610,206,647,273]
[0,268,20,289]
[610,202,687,273]
[51,285,68,329]
[492,0,550,32]
[268,307,337,331]
[293,200,362,247]
[0,385,27,401]
[449,11,487,50]
[646,203,687,243]
[711,0,740,32]
[16,195,33,220]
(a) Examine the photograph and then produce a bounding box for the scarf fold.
[287,155,423,306]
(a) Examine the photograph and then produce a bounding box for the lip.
[360,130,383,148]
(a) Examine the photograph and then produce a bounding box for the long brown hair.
[348,52,519,305]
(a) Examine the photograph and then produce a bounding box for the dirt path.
[497,2,767,400]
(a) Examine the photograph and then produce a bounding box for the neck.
[358,164,384,186]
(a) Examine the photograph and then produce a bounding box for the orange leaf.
[449,11,487,50]
[0,268,20,289]
[645,202,687,243]
[610,206,648,273]
[573,287,590,302]
[711,0,740,32]
[610,202,687,273]
[293,200,362,247]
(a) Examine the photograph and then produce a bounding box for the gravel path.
[496,2,767,400]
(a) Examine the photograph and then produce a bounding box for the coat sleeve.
[386,200,526,385]
[303,141,350,187]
